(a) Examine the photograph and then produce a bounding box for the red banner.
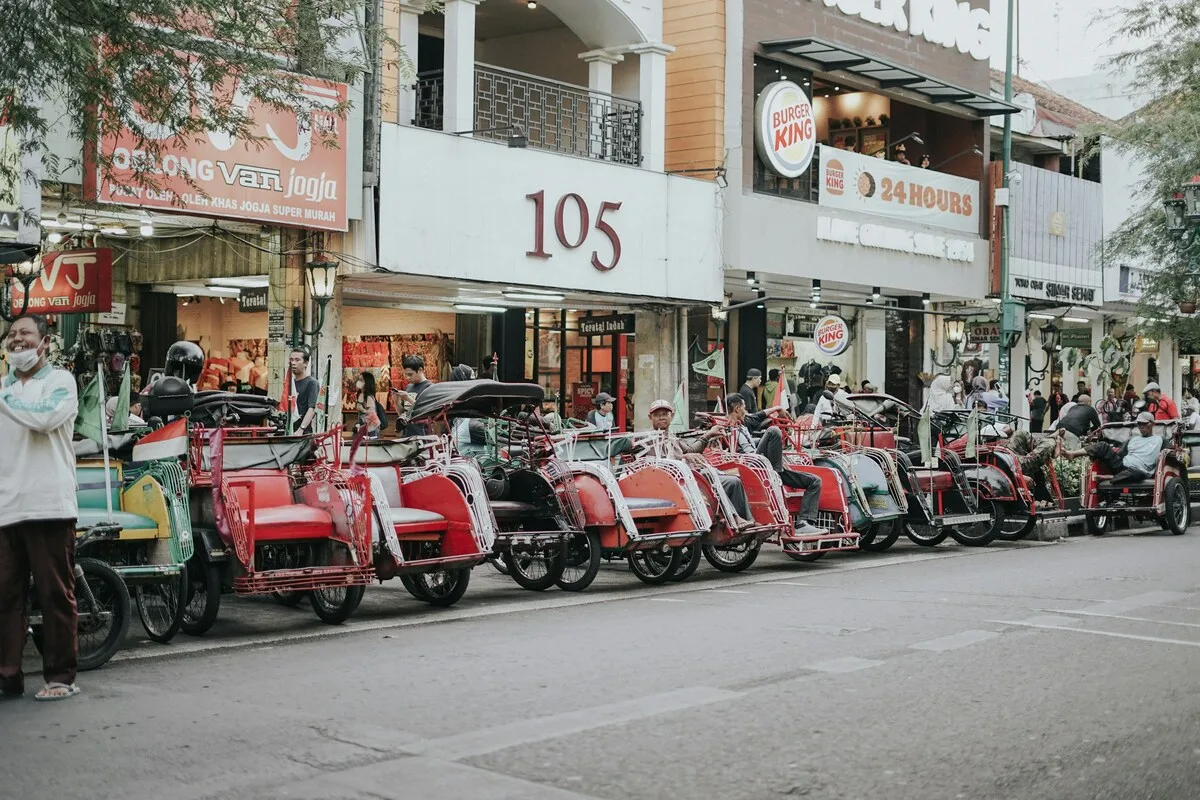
[84,72,349,232]
[10,249,114,314]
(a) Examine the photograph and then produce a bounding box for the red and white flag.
[773,377,791,413]
[132,418,189,462]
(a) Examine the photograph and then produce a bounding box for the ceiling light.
[1028,312,1055,320]
[456,303,508,313]
[210,276,270,289]
[140,221,154,237]
[100,226,127,235]
[504,292,565,303]
[809,300,818,309]
[527,0,537,8]
[865,295,873,305]
[811,279,821,292]
[47,231,63,244]
[834,86,840,91]
[177,293,196,298]
[56,212,67,226]
[506,287,562,296]
[921,292,931,306]
[1062,316,1090,324]
[746,270,757,285]
[872,286,881,299]
[205,286,243,297]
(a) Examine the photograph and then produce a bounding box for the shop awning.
[760,37,1020,117]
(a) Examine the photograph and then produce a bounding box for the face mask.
[7,341,43,372]
[356,382,364,390]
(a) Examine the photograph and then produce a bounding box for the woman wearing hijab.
[926,375,957,412]
[966,376,989,409]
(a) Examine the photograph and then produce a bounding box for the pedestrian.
[1054,393,1102,452]
[739,368,762,414]
[814,373,850,421]
[354,372,381,438]
[396,355,434,436]
[926,375,955,412]
[287,347,320,435]
[1123,383,1138,408]
[1096,387,1128,424]
[1029,390,1047,433]
[762,369,780,409]
[587,392,615,430]
[966,376,989,409]
[0,314,81,701]
[1047,380,1069,423]
[1071,379,1088,403]
[983,379,1008,413]
[538,393,564,434]
[1143,382,1180,421]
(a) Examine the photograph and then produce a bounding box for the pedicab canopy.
[406,380,545,422]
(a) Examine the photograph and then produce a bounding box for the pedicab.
[181,425,375,633]
[1081,420,1190,535]
[834,394,1006,547]
[552,429,712,588]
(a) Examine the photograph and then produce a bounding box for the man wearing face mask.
[0,315,81,701]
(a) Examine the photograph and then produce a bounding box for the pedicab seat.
[909,468,954,492]
[228,472,335,541]
[623,497,678,518]
[366,466,451,536]
[490,500,538,519]
[76,509,160,535]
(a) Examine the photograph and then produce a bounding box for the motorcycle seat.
[490,500,538,519]
[623,496,678,518]
[242,505,335,540]
[909,468,955,492]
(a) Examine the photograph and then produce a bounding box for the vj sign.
[526,191,623,271]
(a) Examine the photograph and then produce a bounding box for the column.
[629,43,674,172]
[1010,330,1031,428]
[1089,316,1105,396]
[315,279,344,431]
[633,309,684,430]
[443,0,482,133]
[267,229,305,399]
[1159,333,1177,404]
[579,49,624,160]
[395,1,424,125]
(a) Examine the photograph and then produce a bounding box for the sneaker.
[795,521,823,534]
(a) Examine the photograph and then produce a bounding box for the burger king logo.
[824,159,845,196]
[813,315,850,357]
[754,81,816,179]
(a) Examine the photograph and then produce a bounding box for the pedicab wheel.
[411,568,472,607]
[858,519,902,552]
[1163,477,1190,535]
[399,574,431,601]
[180,561,222,636]
[33,558,130,672]
[670,544,703,582]
[627,548,682,585]
[702,539,762,572]
[785,548,825,563]
[1085,512,1109,536]
[270,590,308,608]
[489,557,510,576]
[310,584,366,624]
[557,532,602,592]
[504,547,565,592]
[949,497,1004,548]
[136,570,189,644]
[904,521,950,547]
[997,510,1036,541]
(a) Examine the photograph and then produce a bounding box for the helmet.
[165,341,204,385]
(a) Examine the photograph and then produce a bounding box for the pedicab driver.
[647,399,754,527]
[724,394,824,534]
[0,314,81,701]
[1059,411,1165,482]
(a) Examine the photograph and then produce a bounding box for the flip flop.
[34,682,79,702]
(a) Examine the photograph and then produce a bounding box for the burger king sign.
[813,315,851,357]
[755,81,816,178]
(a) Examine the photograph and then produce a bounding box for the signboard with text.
[10,249,113,315]
[819,145,980,235]
[239,287,269,313]
[755,81,816,178]
[85,69,349,232]
[578,314,635,336]
[967,320,1000,345]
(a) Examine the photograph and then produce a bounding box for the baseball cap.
[826,373,844,388]
[1136,411,1155,424]
[648,399,674,415]
[594,392,615,405]
[1144,382,1161,393]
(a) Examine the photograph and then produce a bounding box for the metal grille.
[413,64,642,166]
[128,460,195,563]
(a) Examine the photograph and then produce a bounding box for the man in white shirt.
[0,315,81,701]
[1061,411,1164,481]
[814,373,850,421]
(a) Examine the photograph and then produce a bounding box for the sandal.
[35,682,80,702]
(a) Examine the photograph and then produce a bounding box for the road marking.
[645,597,686,603]
[987,619,1200,648]
[909,630,1000,652]
[709,589,750,595]
[772,582,815,587]
[1076,591,1189,615]
[805,656,885,673]
[1016,614,1081,627]
[402,687,741,761]
[1045,610,1200,630]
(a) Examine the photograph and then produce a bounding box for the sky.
[989,0,1132,83]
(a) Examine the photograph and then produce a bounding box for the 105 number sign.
[526,190,623,271]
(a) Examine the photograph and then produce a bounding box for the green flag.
[917,404,933,466]
[669,382,687,434]
[74,373,104,445]
[111,363,131,432]
[691,347,725,381]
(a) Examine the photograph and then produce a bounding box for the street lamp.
[1,256,44,323]
[1165,193,1187,236]
[931,316,966,368]
[292,258,339,344]
[1025,322,1060,387]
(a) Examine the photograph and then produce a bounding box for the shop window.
[752,57,818,202]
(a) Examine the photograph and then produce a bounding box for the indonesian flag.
[132,418,189,462]
[773,377,791,413]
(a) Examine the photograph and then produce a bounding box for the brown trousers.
[0,519,77,690]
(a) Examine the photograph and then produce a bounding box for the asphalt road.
[5,531,1200,800]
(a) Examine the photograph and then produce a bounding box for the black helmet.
[165,341,205,385]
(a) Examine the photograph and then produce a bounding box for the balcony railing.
[414,64,642,166]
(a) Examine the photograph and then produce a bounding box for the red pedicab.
[1081,420,1190,536]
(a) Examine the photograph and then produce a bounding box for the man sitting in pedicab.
[646,399,753,528]
[723,394,823,534]
[1059,411,1165,482]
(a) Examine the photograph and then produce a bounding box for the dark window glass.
[752,56,818,203]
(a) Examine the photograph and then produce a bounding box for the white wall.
[378,123,723,302]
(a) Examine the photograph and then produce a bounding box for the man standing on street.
[0,315,81,701]
[288,348,320,435]
[1143,382,1180,421]
[397,355,434,436]
[739,368,762,414]
[1048,380,1069,424]
[1096,387,1128,424]
[1029,390,1047,433]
